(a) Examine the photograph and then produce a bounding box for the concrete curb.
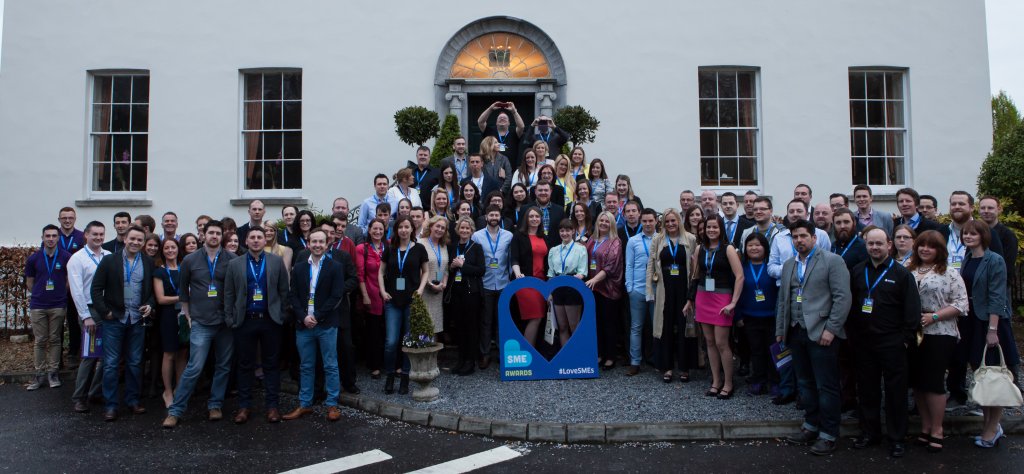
[0,370,76,385]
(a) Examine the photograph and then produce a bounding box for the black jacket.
[511,231,549,280]
[90,251,155,320]
[460,175,502,204]
[447,240,485,295]
[894,215,942,234]
[847,257,921,347]
[294,248,359,328]
[534,203,566,248]
[832,235,869,272]
[407,161,440,207]
[288,256,345,328]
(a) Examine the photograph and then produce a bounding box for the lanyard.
[42,249,58,279]
[124,253,140,285]
[641,234,650,258]
[560,241,575,273]
[299,237,307,249]
[667,237,679,261]
[865,259,894,297]
[485,229,501,259]
[625,224,639,239]
[576,227,587,241]
[749,262,765,291]
[948,225,964,255]
[704,247,718,273]
[414,168,427,187]
[556,178,565,191]
[457,241,473,258]
[447,189,454,207]
[726,220,737,243]
[899,252,912,265]
[797,247,816,287]
[370,241,384,259]
[248,252,266,283]
[282,229,289,243]
[59,233,76,251]
[528,171,536,187]
[87,250,103,267]
[593,237,607,256]
[455,160,467,181]
[206,249,221,283]
[309,255,324,295]
[399,185,411,200]
[430,240,443,274]
[572,165,584,181]
[396,243,410,274]
[166,268,179,295]
[837,234,859,257]
[497,129,508,145]
[540,131,551,143]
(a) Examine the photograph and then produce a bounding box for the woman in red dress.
[511,207,549,347]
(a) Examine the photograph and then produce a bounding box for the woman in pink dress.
[355,218,388,379]
[511,207,549,347]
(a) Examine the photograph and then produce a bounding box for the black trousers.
[451,287,481,366]
[234,317,282,409]
[595,293,621,361]
[363,312,384,371]
[656,305,698,372]
[946,316,972,404]
[336,326,357,389]
[855,342,909,442]
[66,301,81,359]
[732,324,750,367]
[743,317,778,386]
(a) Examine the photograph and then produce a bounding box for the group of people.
[21,102,1020,456]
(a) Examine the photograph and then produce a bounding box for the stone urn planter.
[402,343,444,402]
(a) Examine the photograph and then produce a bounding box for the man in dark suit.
[283,229,345,422]
[776,220,852,456]
[90,225,155,421]
[721,192,753,250]
[532,181,566,248]
[459,154,501,200]
[893,187,941,234]
[236,199,265,251]
[224,227,290,424]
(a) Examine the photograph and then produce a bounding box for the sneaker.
[48,372,62,388]
[966,407,983,417]
[944,397,965,412]
[26,375,45,391]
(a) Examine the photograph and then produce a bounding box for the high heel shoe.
[384,373,395,394]
[398,373,410,395]
[974,424,1004,448]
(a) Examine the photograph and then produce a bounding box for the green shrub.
[402,293,437,348]
[431,114,460,167]
[394,106,440,147]
[553,105,600,148]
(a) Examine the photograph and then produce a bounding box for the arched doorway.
[435,17,567,160]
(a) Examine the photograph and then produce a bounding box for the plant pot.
[401,343,444,402]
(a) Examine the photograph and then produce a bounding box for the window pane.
[719,157,739,186]
[112,162,132,191]
[112,76,132,103]
[131,105,148,132]
[244,102,262,131]
[283,159,302,189]
[865,73,884,99]
[866,130,885,156]
[243,132,264,162]
[867,157,885,185]
[93,162,112,191]
[264,132,283,161]
[263,102,282,130]
[112,134,133,163]
[849,73,865,100]
[132,135,148,163]
[244,160,260,190]
[849,101,866,127]
[887,157,905,184]
[885,100,904,127]
[851,130,866,157]
[885,73,903,100]
[283,131,302,160]
[718,73,737,98]
[263,73,282,100]
[737,71,755,98]
[701,158,719,186]
[111,105,131,132]
[866,101,884,127]
[94,76,112,103]
[718,100,738,128]
[851,157,867,184]
[719,130,738,157]
[92,105,111,132]
[738,157,757,185]
[700,130,717,157]
[130,163,147,191]
[885,131,905,156]
[263,160,283,189]
[699,100,718,127]
[245,74,262,101]
[738,99,756,127]
[737,130,756,156]
[283,102,301,130]
[698,71,717,98]
[93,135,112,163]
[132,76,149,103]
[283,74,302,100]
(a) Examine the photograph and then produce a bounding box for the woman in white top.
[512,149,540,189]
[547,218,589,346]
[386,168,422,211]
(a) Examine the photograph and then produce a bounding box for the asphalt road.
[0,382,1020,473]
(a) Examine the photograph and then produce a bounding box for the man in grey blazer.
[853,185,893,236]
[775,220,852,456]
[224,227,290,424]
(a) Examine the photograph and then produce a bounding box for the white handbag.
[543,298,557,345]
[971,344,1024,407]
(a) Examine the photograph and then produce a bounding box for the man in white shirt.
[768,199,832,281]
[67,221,111,413]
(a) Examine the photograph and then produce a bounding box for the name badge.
[45,279,55,291]
[499,143,507,152]
[669,264,680,276]
[455,271,463,282]
[396,277,406,291]
[488,259,499,269]
[950,257,962,270]
[55,263,62,270]
[796,288,803,303]
[589,260,597,271]
[207,285,218,298]
[307,295,315,306]
[435,271,443,283]
[861,297,874,314]
[253,288,263,302]
[705,278,715,292]
[755,289,765,302]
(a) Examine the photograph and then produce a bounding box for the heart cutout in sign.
[497,275,599,381]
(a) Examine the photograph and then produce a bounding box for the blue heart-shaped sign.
[497,275,599,381]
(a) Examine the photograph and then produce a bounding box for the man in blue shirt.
[472,205,513,369]
[624,209,658,375]
[358,174,390,235]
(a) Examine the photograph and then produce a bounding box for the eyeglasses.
[894,235,913,240]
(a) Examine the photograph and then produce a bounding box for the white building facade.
[0,0,991,243]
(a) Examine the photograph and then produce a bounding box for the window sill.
[75,198,152,208]
[229,197,309,207]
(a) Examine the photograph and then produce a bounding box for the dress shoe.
[398,374,410,395]
[73,401,90,413]
[370,371,382,380]
[208,408,223,421]
[478,356,491,370]
[384,374,396,394]
[890,442,906,458]
[162,415,179,428]
[266,408,281,423]
[625,365,640,376]
[853,435,880,449]
[130,405,147,415]
[327,406,342,422]
[772,393,796,405]
[786,428,818,446]
[343,385,361,395]
[233,408,250,424]
[103,409,118,422]
[810,438,837,456]
[282,407,313,421]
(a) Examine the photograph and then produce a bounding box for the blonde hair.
[419,214,450,246]
[660,208,686,238]
[480,136,499,162]
[594,211,620,242]
[553,154,576,196]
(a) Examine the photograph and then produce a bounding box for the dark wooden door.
[467,93,534,167]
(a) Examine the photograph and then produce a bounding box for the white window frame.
[84,70,150,199]
[238,68,304,199]
[848,68,911,193]
[697,66,763,193]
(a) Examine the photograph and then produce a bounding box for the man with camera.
[478,101,526,168]
[521,114,569,163]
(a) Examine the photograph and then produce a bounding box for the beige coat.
[645,231,697,338]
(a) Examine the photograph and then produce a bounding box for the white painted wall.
[0,0,991,244]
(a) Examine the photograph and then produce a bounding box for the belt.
[245,312,268,320]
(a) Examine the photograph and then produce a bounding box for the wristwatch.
[931,313,939,322]
[988,326,998,331]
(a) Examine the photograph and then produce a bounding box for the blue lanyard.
[430,240,442,274]
[485,230,501,259]
[396,243,410,274]
[797,247,816,287]
[948,225,964,255]
[299,237,307,249]
[625,224,639,239]
[399,185,411,200]
[641,234,650,258]
[86,250,102,267]
[414,168,427,187]
[560,241,575,273]
[42,249,58,279]
[166,268,179,295]
[899,252,911,265]
[865,258,894,297]
[836,234,859,257]
[282,229,289,243]
[457,241,473,258]
[124,253,140,285]
[59,233,76,251]
[528,171,536,187]
[667,237,679,260]
[749,262,765,291]
[455,160,467,181]
[726,220,737,243]
[497,130,508,144]
[572,166,584,180]
[593,237,607,255]
[704,247,718,273]
[556,178,565,191]
[576,227,587,241]
[447,189,454,207]
[248,252,266,283]
[206,249,221,283]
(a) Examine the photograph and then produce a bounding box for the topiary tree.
[553,105,600,148]
[431,114,460,167]
[394,106,440,147]
[402,293,437,348]
[979,119,1024,216]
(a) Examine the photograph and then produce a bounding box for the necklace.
[915,265,934,275]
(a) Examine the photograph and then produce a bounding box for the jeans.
[30,308,65,374]
[101,318,145,410]
[628,291,654,366]
[168,322,234,417]
[384,303,411,373]
[297,326,339,407]
[72,357,103,403]
[234,317,282,409]
[789,325,841,440]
